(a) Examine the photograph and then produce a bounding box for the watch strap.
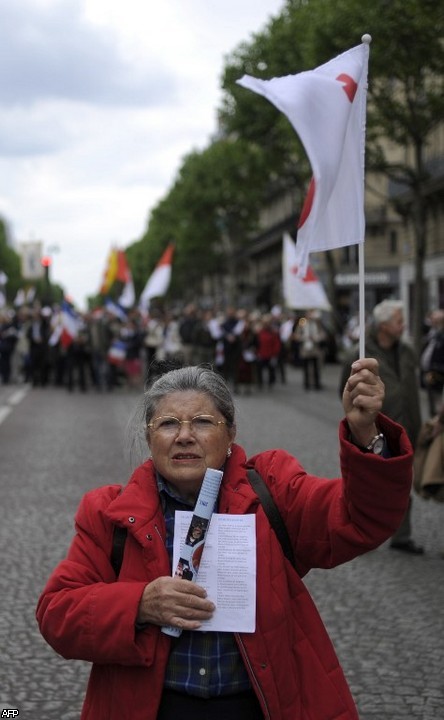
[365,432,384,453]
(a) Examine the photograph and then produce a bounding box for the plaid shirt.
[157,475,251,698]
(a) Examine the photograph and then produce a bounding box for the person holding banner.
[37,361,413,720]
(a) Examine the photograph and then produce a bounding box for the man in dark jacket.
[339,299,424,554]
[420,308,444,416]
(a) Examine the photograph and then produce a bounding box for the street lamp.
[41,255,52,304]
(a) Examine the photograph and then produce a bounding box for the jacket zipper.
[235,632,271,720]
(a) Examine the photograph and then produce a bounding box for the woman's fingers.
[137,576,215,628]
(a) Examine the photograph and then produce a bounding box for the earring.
[226,446,232,458]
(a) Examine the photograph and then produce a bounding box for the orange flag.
[116,250,131,283]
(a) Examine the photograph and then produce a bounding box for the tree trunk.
[412,139,428,357]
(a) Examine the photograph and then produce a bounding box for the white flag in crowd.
[60,300,81,348]
[118,271,136,309]
[139,244,174,312]
[282,233,331,310]
[238,40,370,276]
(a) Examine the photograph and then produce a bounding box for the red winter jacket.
[256,327,281,361]
[36,414,412,720]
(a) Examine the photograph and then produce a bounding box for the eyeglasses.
[147,414,227,435]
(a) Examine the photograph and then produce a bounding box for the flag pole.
[358,241,366,359]
[358,33,372,359]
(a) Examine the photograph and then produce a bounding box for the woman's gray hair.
[125,366,235,468]
[144,366,235,427]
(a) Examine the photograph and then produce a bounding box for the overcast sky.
[0,0,285,308]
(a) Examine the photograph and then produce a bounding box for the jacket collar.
[104,444,258,527]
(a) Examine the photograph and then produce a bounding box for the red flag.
[116,250,131,283]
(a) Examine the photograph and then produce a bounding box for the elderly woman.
[37,359,413,720]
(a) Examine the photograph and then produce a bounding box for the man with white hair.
[339,299,424,554]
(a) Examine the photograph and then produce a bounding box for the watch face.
[372,436,384,454]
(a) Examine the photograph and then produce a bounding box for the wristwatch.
[364,433,385,455]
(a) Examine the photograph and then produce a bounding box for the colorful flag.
[282,233,331,310]
[116,250,131,283]
[60,299,81,349]
[237,40,369,276]
[104,297,128,322]
[139,244,175,311]
[100,248,118,294]
[107,339,127,366]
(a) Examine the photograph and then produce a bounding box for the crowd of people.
[2,298,444,417]
[0,302,333,394]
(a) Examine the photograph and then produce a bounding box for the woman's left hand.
[342,358,385,446]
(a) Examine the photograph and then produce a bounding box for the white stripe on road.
[0,406,12,425]
[0,384,30,426]
[8,387,30,405]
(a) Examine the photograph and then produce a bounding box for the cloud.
[0,0,285,307]
[0,0,176,108]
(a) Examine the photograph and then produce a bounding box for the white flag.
[26,286,36,304]
[139,244,174,312]
[238,41,369,276]
[118,272,136,309]
[14,289,26,307]
[282,233,331,310]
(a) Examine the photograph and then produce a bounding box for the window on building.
[342,244,359,266]
[389,230,398,255]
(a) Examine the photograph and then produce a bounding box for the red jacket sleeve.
[251,413,413,576]
[36,486,165,667]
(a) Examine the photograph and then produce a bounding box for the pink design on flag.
[336,74,358,102]
[237,41,369,277]
[297,177,315,230]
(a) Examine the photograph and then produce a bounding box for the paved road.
[0,364,442,719]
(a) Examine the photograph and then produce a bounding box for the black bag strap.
[111,525,127,577]
[247,468,297,572]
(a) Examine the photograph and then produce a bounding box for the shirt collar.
[156,471,195,510]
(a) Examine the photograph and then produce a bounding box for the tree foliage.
[127,137,270,302]
[126,0,443,333]
[219,5,312,194]
[0,218,22,302]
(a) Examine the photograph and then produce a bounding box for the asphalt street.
[0,363,442,719]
